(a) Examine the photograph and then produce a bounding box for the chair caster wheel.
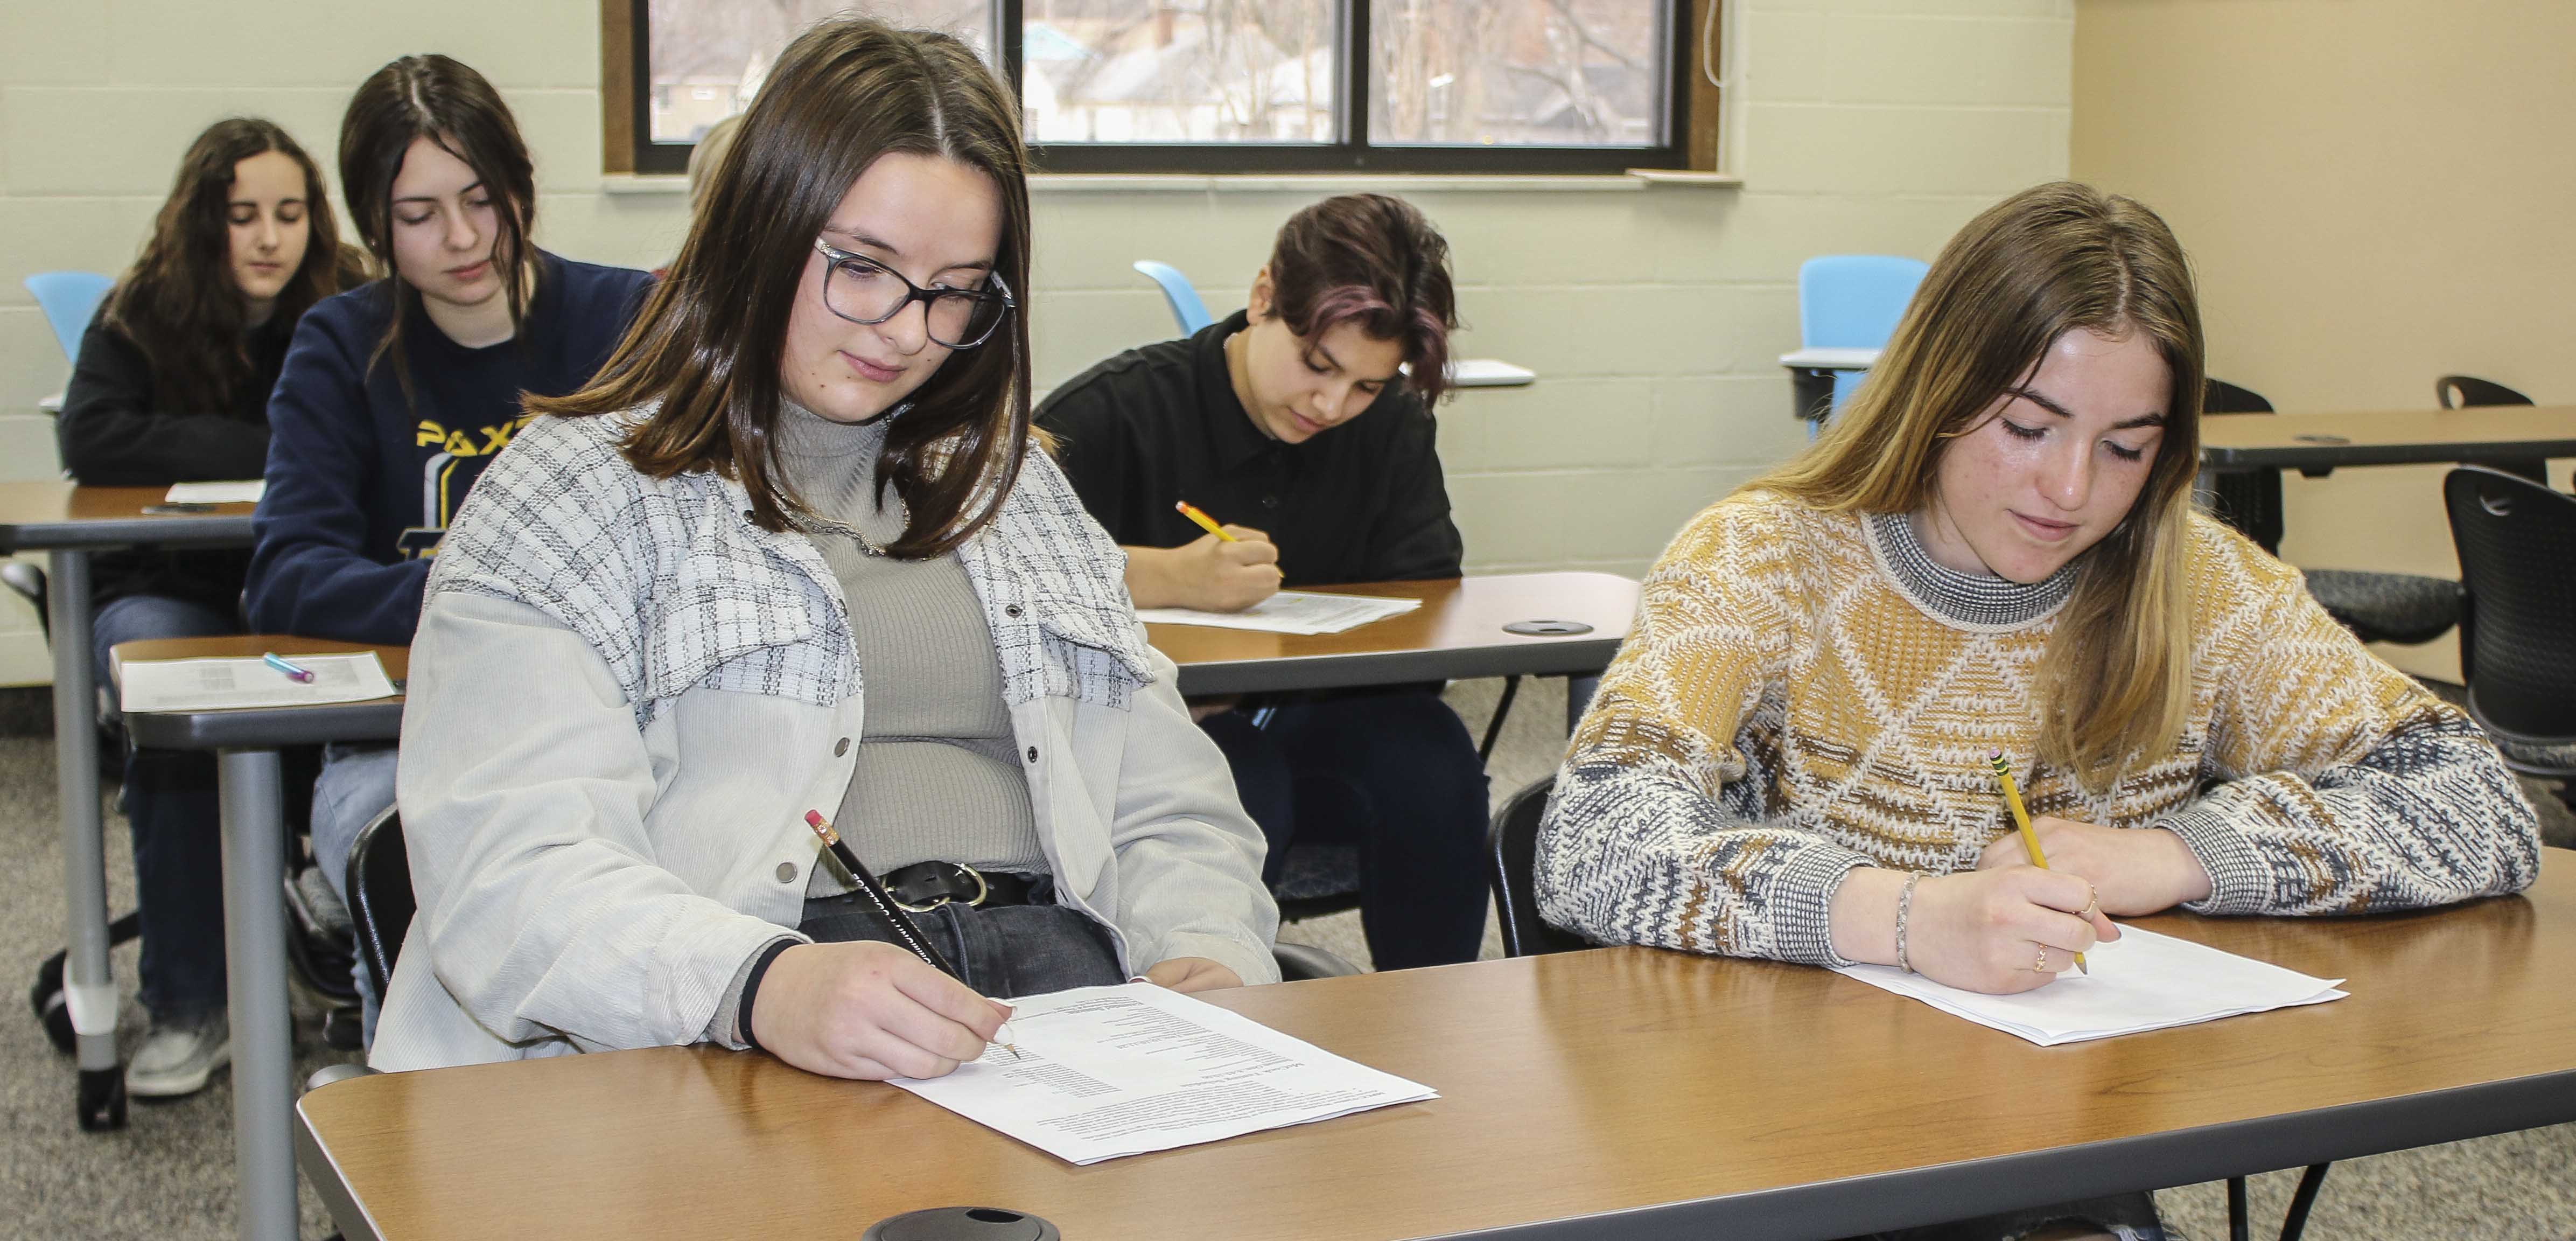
[77,1066,127,1131]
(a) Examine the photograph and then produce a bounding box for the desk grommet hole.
[1503,618,1594,637]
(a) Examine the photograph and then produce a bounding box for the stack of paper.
[1135,590,1420,636]
[1832,924,2346,1046]
[891,982,1437,1164]
[164,480,265,505]
[119,653,400,714]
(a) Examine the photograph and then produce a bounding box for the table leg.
[1565,674,1600,733]
[220,747,296,1241]
[46,549,124,1131]
[1789,367,1835,427]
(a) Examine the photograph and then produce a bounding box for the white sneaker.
[125,1012,229,1098]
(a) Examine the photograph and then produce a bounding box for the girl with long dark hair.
[57,116,359,1097]
[244,54,655,1042]
[378,17,1276,1073]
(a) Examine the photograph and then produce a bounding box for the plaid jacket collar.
[428,409,1156,726]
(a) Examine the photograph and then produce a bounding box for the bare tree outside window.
[1370,0,1664,148]
[618,1,1702,172]
[645,0,991,144]
[1022,1,1336,145]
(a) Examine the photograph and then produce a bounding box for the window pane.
[647,1,995,145]
[1369,0,1667,148]
[1023,1,1337,144]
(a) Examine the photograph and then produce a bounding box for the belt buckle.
[891,862,988,913]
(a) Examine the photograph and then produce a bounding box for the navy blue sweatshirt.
[246,251,653,644]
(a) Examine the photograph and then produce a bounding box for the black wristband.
[737,938,799,1054]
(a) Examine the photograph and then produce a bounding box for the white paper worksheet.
[162,480,265,505]
[118,653,400,714]
[1133,590,1420,636]
[889,982,1437,1164]
[1832,924,2346,1046]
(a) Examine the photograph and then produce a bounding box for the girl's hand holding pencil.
[1975,813,2217,916]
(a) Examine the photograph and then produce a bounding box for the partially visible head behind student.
[338,54,539,359]
[545,13,1032,556]
[684,113,743,214]
[101,117,354,421]
[1762,180,2204,777]
[1232,193,1461,444]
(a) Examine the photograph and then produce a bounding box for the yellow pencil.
[1989,750,2087,975]
[1174,499,1238,542]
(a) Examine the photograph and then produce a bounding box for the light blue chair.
[1132,260,1213,334]
[26,271,115,364]
[1796,255,1929,425]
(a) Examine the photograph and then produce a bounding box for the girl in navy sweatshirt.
[246,54,653,1040]
[57,117,358,1098]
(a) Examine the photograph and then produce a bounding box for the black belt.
[879,861,1041,911]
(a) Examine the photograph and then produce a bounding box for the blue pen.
[262,652,315,684]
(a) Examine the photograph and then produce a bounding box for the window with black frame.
[622,1,1704,176]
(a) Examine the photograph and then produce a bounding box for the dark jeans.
[91,592,241,1022]
[1199,687,1489,970]
[799,876,1126,999]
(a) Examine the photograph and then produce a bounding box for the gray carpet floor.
[2,678,2572,1239]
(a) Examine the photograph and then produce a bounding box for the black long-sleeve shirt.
[1035,310,1463,588]
[55,310,294,614]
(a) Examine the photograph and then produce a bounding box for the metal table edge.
[295,1092,389,1241]
[0,516,257,554]
[1170,638,1625,697]
[1443,1067,2576,1240]
[121,701,405,751]
[2201,439,2576,470]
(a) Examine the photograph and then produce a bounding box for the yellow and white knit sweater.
[1536,491,2540,965]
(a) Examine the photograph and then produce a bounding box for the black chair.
[345,813,1358,1004]
[1486,778,1588,958]
[2200,378,2286,552]
[2437,374,2533,410]
[2436,374,2548,483]
[1,561,46,643]
[2202,377,2462,647]
[2444,466,2576,811]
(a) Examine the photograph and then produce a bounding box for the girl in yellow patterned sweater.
[1537,183,2538,1008]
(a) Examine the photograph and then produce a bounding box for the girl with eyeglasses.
[374,17,1278,1075]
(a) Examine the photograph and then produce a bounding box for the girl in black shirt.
[55,117,359,1098]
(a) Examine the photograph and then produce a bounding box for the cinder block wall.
[0,0,2075,685]
[2071,0,2576,682]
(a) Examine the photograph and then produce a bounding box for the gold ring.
[2033,947,2052,973]
[2080,890,2101,921]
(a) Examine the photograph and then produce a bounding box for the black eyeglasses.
[811,238,1014,349]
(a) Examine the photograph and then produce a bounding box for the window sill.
[599,170,1740,196]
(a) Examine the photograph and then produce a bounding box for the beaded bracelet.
[1895,871,1926,974]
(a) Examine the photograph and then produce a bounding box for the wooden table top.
[104,573,1634,746]
[1152,571,1640,696]
[110,636,408,749]
[0,480,257,552]
[298,853,2576,1241]
[2198,405,2576,468]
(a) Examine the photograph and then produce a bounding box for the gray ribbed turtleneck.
[773,400,1043,886]
[1864,511,2080,629]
